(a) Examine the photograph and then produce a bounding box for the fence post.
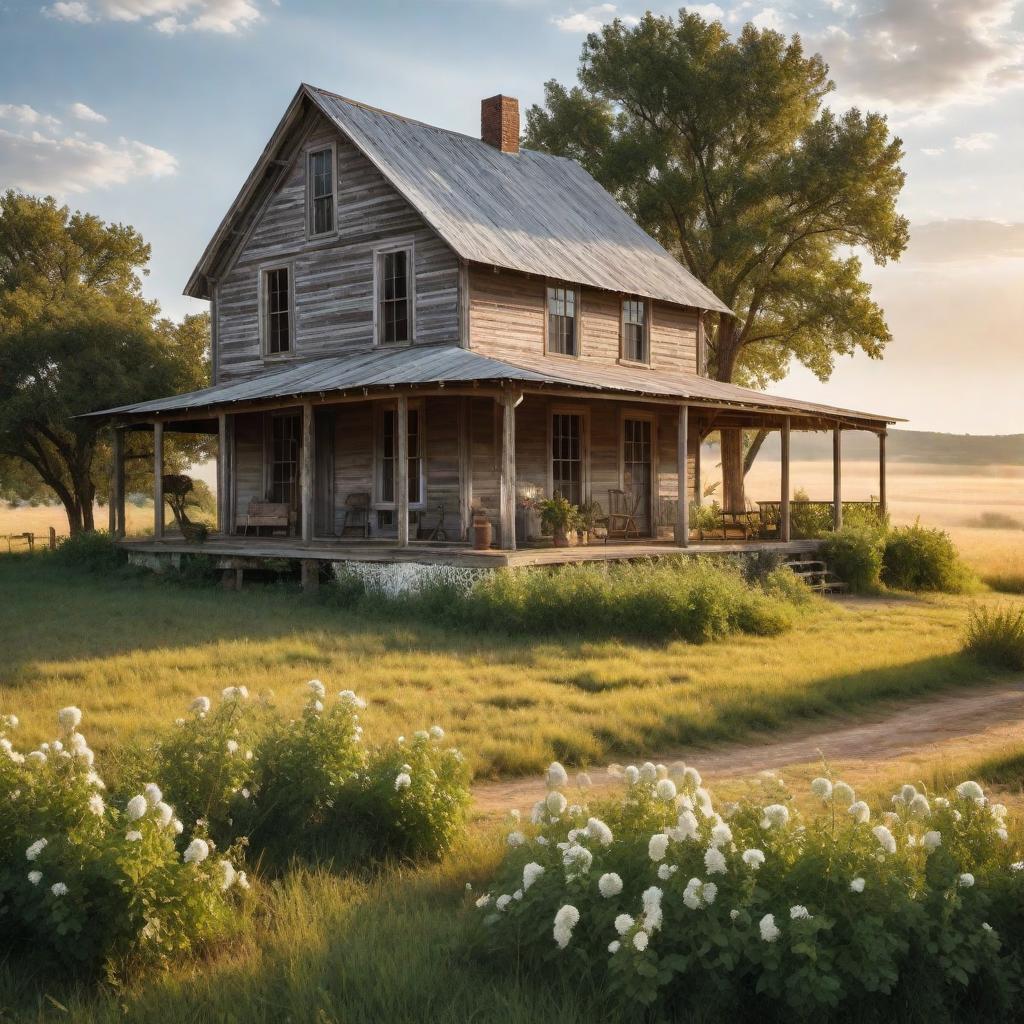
[49,526,57,550]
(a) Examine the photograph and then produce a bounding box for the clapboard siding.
[469,266,698,375]
[217,114,460,381]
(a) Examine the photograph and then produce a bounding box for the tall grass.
[963,605,1024,671]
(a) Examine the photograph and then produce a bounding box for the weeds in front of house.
[963,605,1024,671]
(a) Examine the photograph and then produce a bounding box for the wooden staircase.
[783,554,848,594]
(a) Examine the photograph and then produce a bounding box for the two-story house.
[94,85,896,582]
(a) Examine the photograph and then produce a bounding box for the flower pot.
[577,530,589,546]
[472,517,492,550]
[553,526,569,548]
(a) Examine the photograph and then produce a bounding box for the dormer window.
[622,298,648,364]
[261,265,293,356]
[547,285,577,356]
[307,145,335,237]
[375,244,415,346]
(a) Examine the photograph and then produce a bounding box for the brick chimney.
[481,95,520,154]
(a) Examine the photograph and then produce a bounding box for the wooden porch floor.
[118,534,823,568]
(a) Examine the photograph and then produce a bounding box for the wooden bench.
[236,500,291,536]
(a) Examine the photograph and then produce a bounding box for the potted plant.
[538,496,581,548]
[577,500,604,545]
[471,504,492,550]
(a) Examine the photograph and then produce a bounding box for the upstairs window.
[622,298,647,363]
[307,146,335,236]
[547,285,577,356]
[376,247,413,345]
[262,266,292,356]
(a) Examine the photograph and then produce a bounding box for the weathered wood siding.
[216,112,460,380]
[468,266,699,375]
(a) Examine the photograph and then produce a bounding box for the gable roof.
[185,84,730,314]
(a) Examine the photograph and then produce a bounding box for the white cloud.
[750,7,783,30]
[41,0,262,33]
[552,3,620,32]
[0,103,177,195]
[686,4,725,20]
[920,147,945,156]
[904,219,1024,262]
[69,101,107,123]
[817,0,1024,113]
[953,131,997,152]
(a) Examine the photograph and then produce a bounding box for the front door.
[622,417,653,536]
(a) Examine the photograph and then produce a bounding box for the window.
[622,298,647,363]
[377,405,423,508]
[551,412,584,505]
[308,147,335,236]
[376,247,413,345]
[262,266,291,355]
[268,413,300,505]
[547,285,577,356]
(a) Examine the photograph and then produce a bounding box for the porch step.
[783,554,848,595]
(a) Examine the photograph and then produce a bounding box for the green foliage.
[963,606,1024,672]
[823,525,885,594]
[537,495,582,536]
[52,530,127,573]
[689,499,721,536]
[0,709,246,977]
[883,524,976,594]
[473,764,1023,1021]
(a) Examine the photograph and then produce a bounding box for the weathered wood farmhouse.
[94,85,897,582]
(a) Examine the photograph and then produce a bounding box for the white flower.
[872,825,897,855]
[506,830,526,848]
[172,818,184,835]
[428,725,445,740]
[695,787,715,817]
[641,886,663,931]
[958,873,975,888]
[183,838,210,864]
[27,870,42,885]
[553,904,580,949]
[683,766,702,788]
[218,860,236,890]
[576,771,592,789]
[833,782,855,805]
[761,804,789,829]
[849,801,871,824]
[742,848,765,870]
[26,838,48,861]
[759,913,780,942]
[996,827,1009,842]
[523,862,545,891]
[225,739,239,755]
[956,781,984,801]
[307,679,326,699]
[640,762,658,783]
[648,833,670,862]
[545,791,568,816]
[898,784,917,804]
[50,882,68,897]
[236,870,250,890]
[88,793,105,816]
[586,817,613,846]
[790,905,811,920]
[513,889,523,901]
[811,777,832,800]
[598,872,623,898]
[702,881,718,905]
[921,830,942,852]
[27,750,46,765]
[546,762,569,790]
[221,685,249,701]
[909,794,931,817]
[624,765,640,785]
[191,696,211,714]
[655,778,677,801]
[991,803,1008,820]
[710,822,733,847]
[496,894,512,911]
[142,782,162,808]
[475,892,492,908]
[704,846,727,875]
[850,877,866,893]
[615,912,635,935]
[608,940,620,954]
[562,845,593,876]
[337,689,367,709]
[126,795,148,821]
[673,810,699,842]
[657,863,676,880]
[394,772,412,791]
[632,931,649,951]
[57,706,82,732]
[1,714,18,730]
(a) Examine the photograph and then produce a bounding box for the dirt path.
[473,680,1024,817]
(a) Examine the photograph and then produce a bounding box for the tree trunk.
[743,429,770,476]
[720,429,745,511]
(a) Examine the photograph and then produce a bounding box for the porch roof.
[86,345,900,429]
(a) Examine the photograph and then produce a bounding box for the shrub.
[823,525,885,593]
[51,530,126,573]
[963,605,1024,671]
[882,524,976,593]
[0,708,247,977]
[471,762,1024,1021]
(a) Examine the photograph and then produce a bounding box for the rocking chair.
[606,488,642,540]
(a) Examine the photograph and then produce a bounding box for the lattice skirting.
[332,560,494,597]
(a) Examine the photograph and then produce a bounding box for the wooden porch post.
[458,397,473,541]
[110,426,125,538]
[676,403,689,548]
[217,412,228,536]
[693,424,702,508]
[301,401,314,544]
[153,420,164,540]
[832,424,843,531]
[878,430,887,520]
[500,390,517,551]
[396,396,410,547]
[780,417,791,542]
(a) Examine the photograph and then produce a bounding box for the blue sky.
[1,0,1022,433]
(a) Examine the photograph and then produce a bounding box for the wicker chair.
[339,492,370,539]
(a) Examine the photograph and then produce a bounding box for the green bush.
[882,524,976,593]
[823,525,885,593]
[0,708,247,977]
[472,762,1024,1022]
[963,605,1024,671]
[51,530,126,573]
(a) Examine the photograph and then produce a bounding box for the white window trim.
[305,141,338,241]
[373,240,416,347]
[618,408,659,534]
[546,403,591,504]
[372,399,427,511]
[257,260,296,360]
[543,281,582,360]
[618,296,652,368]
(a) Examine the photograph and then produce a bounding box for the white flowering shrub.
[472,762,1024,1020]
[0,710,246,975]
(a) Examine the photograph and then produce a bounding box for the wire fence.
[1,528,59,553]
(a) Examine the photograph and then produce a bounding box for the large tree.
[524,9,908,506]
[0,191,210,535]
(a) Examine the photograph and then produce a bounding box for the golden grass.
[0,502,152,546]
